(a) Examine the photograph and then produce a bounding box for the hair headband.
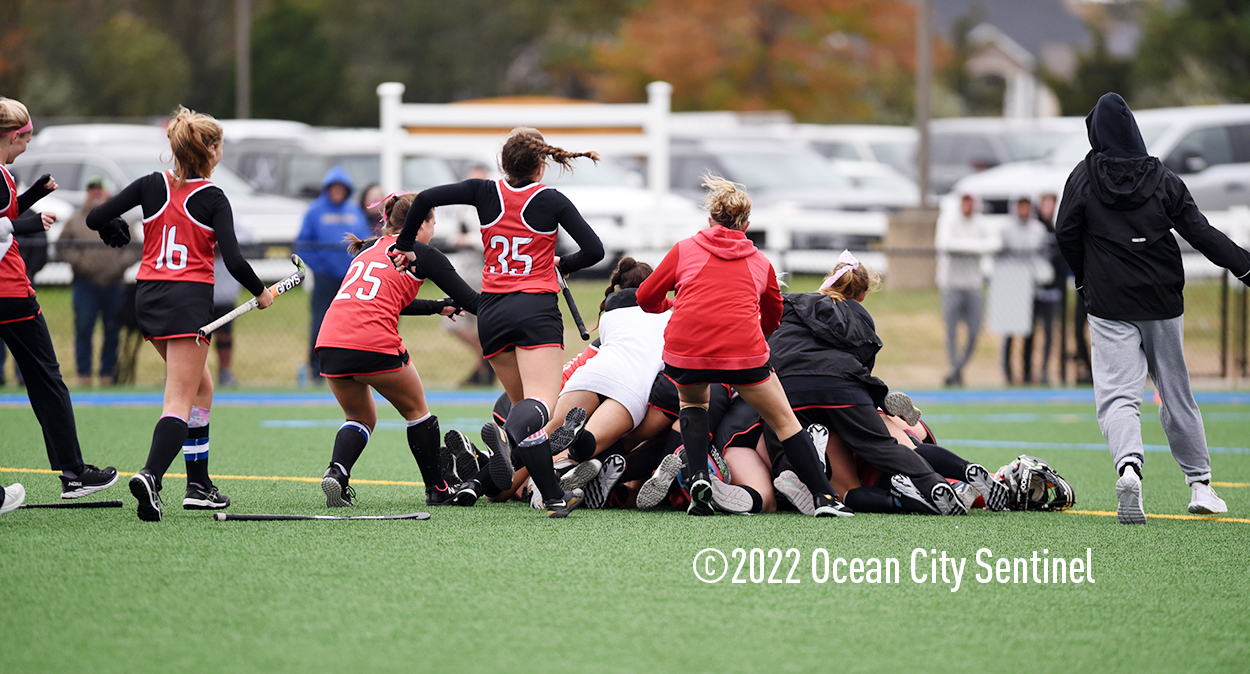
[2,120,33,137]
[820,250,860,290]
[368,191,408,223]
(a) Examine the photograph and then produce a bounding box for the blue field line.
[941,439,1250,455]
[260,418,489,430]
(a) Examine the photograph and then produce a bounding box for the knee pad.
[505,397,550,447]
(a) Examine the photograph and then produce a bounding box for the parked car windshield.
[715,149,850,189]
[1046,123,1167,166]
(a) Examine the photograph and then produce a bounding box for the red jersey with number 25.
[0,165,33,299]
[136,171,217,284]
[316,235,423,356]
[480,179,558,294]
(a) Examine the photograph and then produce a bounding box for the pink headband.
[368,191,408,223]
[820,250,860,290]
[2,120,32,136]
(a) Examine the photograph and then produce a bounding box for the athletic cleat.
[807,424,829,471]
[636,453,683,511]
[1116,469,1146,524]
[965,463,1009,511]
[708,476,753,514]
[548,407,589,456]
[889,474,939,515]
[686,470,714,516]
[559,458,602,492]
[321,465,355,507]
[453,480,482,507]
[443,429,480,483]
[0,482,26,516]
[952,480,979,511]
[129,470,162,522]
[481,422,514,492]
[545,488,584,518]
[1188,482,1227,515]
[60,464,119,499]
[584,454,626,509]
[930,482,968,516]
[183,482,231,510]
[814,492,854,518]
[882,390,923,426]
[425,482,458,507]
[772,470,815,516]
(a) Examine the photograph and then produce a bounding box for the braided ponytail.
[500,127,600,186]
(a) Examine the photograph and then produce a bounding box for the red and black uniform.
[396,178,603,357]
[87,171,265,341]
[315,234,480,377]
[0,165,92,472]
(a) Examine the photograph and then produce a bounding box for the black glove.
[35,174,53,191]
[98,217,131,248]
[441,297,461,312]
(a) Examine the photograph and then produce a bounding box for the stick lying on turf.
[557,272,590,341]
[213,512,430,521]
[197,254,307,340]
[19,500,124,509]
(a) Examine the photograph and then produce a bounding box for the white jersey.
[563,297,670,428]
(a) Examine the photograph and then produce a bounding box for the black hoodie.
[1056,93,1250,320]
[767,292,888,405]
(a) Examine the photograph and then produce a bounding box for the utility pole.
[236,0,251,119]
[915,0,931,206]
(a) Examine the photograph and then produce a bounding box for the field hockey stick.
[197,254,307,341]
[19,500,124,509]
[557,272,591,341]
[212,511,430,522]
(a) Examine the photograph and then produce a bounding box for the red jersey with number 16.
[0,165,34,299]
[136,171,218,284]
[316,235,423,356]
[480,179,559,294]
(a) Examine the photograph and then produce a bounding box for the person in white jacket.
[935,193,1001,386]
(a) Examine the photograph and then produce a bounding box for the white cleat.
[1,482,26,515]
[772,470,815,516]
[1116,470,1146,524]
[1188,482,1227,515]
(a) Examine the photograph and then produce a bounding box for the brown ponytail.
[818,262,881,303]
[500,127,600,186]
[599,256,653,314]
[346,193,428,256]
[167,106,222,189]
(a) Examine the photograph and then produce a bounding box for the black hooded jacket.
[767,292,888,405]
[1056,92,1250,320]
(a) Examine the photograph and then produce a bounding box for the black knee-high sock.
[331,421,370,476]
[516,438,563,501]
[144,415,189,486]
[184,424,210,487]
[780,430,837,498]
[914,443,970,481]
[844,486,903,513]
[469,464,503,498]
[679,406,710,479]
[568,429,597,463]
[407,414,445,490]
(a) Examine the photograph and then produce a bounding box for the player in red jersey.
[635,175,850,517]
[87,107,274,522]
[315,192,485,508]
[390,128,604,518]
[0,97,119,507]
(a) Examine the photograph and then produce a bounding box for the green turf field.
[2,400,1248,673]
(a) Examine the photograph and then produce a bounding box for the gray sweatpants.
[941,288,983,378]
[1088,315,1211,483]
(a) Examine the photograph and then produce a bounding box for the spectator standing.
[1024,192,1066,384]
[989,196,1049,385]
[294,166,372,385]
[935,192,999,387]
[359,183,384,236]
[56,177,140,386]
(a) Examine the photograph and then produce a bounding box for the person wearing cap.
[57,176,140,386]
[294,166,372,385]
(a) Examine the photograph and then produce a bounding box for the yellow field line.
[0,466,424,487]
[1211,481,1248,488]
[1065,509,1250,524]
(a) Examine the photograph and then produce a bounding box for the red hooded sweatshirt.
[636,225,781,370]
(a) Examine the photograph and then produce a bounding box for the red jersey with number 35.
[480,179,559,294]
[316,235,423,355]
[0,165,33,299]
[136,171,217,284]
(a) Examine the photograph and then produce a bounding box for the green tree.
[89,13,192,117]
[251,0,345,124]
[1134,0,1250,105]
[1042,27,1133,116]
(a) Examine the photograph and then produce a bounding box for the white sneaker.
[559,459,602,492]
[772,470,814,516]
[1188,482,1228,515]
[1116,469,1146,524]
[0,483,26,515]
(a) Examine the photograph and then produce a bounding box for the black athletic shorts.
[714,397,764,450]
[663,363,773,388]
[648,372,734,426]
[317,346,411,378]
[212,303,236,337]
[477,291,564,359]
[135,280,214,341]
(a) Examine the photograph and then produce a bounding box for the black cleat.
[545,488,584,518]
[686,470,714,516]
[889,474,939,515]
[61,464,119,499]
[549,407,589,456]
[965,463,1008,511]
[813,492,854,518]
[584,454,626,509]
[930,482,969,516]
[481,422,514,491]
[321,464,355,507]
[426,482,458,507]
[128,470,162,522]
[444,429,481,483]
[183,482,231,510]
[453,480,482,507]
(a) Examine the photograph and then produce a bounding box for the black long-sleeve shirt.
[86,173,265,296]
[0,172,54,234]
[395,178,604,275]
